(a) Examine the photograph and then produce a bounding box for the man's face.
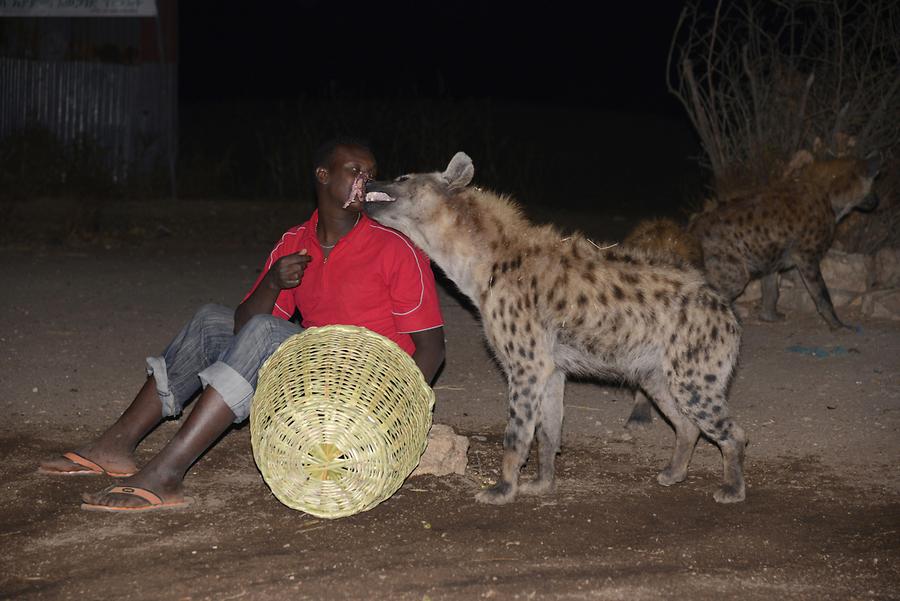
[318,145,377,210]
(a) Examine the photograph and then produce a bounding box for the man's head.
[313,137,377,214]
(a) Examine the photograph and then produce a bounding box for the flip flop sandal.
[37,451,136,478]
[80,485,194,513]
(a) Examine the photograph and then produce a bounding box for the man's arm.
[409,327,445,385]
[234,251,310,334]
[234,280,282,334]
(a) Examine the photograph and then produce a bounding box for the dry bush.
[667,0,899,238]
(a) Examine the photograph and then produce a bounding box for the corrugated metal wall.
[0,11,176,184]
[0,57,175,181]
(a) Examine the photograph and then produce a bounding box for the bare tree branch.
[668,0,900,193]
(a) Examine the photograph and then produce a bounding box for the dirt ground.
[1,199,898,600]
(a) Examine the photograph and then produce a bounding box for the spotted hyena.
[623,217,704,269]
[689,154,880,329]
[366,153,747,504]
[621,218,705,430]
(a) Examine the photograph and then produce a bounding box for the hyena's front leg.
[757,272,785,322]
[518,369,565,496]
[476,361,550,505]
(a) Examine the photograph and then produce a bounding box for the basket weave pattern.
[250,325,434,518]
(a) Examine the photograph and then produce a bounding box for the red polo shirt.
[243,210,443,355]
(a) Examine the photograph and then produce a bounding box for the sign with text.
[0,0,156,17]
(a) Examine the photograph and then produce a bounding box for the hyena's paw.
[713,483,746,503]
[475,481,517,505]
[757,308,785,322]
[836,321,861,333]
[824,313,852,331]
[517,478,556,496]
[657,466,688,487]
[624,412,652,431]
[625,395,654,431]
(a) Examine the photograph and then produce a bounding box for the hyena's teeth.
[365,191,394,203]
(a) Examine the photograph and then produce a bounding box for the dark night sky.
[178,1,688,117]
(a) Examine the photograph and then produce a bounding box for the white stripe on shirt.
[368,223,425,316]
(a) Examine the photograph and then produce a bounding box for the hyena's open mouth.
[342,172,376,208]
[342,172,394,209]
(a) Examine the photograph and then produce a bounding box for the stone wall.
[735,248,900,321]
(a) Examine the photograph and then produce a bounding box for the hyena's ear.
[442,152,474,191]
[783,149,814,178]
[865,150,881,178]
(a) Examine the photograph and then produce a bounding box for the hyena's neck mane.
[424,187,560,304]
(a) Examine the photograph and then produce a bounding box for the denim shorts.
[145,304,302,423]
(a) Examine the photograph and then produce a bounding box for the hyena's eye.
[394,175,410,183]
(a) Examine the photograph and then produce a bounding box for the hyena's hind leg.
[794,257,848,330]
[519,369,565,496]
[475,360,553,505]
[669,379,747,503]
[705,407,746,503]
[625,388,654,430]
[640,375,700,486]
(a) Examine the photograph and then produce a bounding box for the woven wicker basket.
[250,325,434,518]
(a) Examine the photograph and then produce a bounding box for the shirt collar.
[307,209,371,248]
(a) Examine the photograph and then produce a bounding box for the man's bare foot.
[81,471,185,510]
[39,448,138,477]
[81,485,193,512]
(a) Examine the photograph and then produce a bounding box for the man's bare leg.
[39,377,164,476]
[81,386,235,508]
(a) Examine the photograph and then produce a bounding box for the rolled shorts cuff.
[146,355,179,418]
[198,361,255,423]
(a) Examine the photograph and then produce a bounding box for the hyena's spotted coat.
[621,157,879,429]
[621,217,705,430]
[623,217,704,269]
[366,153,747,504]
[690,155,880,329]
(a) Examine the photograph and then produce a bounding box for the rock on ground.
[411,423,469,477]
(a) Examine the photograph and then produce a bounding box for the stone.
[734,250,874,313]
[736,279,762,304]
[873,248,900,288]
[860,289,900,321]
[410,423,469,477]
[777,269,859,312]
[820,250,872,294]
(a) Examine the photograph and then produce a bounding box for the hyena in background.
[622,217,704,269]
[621,155,879,429]
[366,153,747,504]
[690,154,880,329]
